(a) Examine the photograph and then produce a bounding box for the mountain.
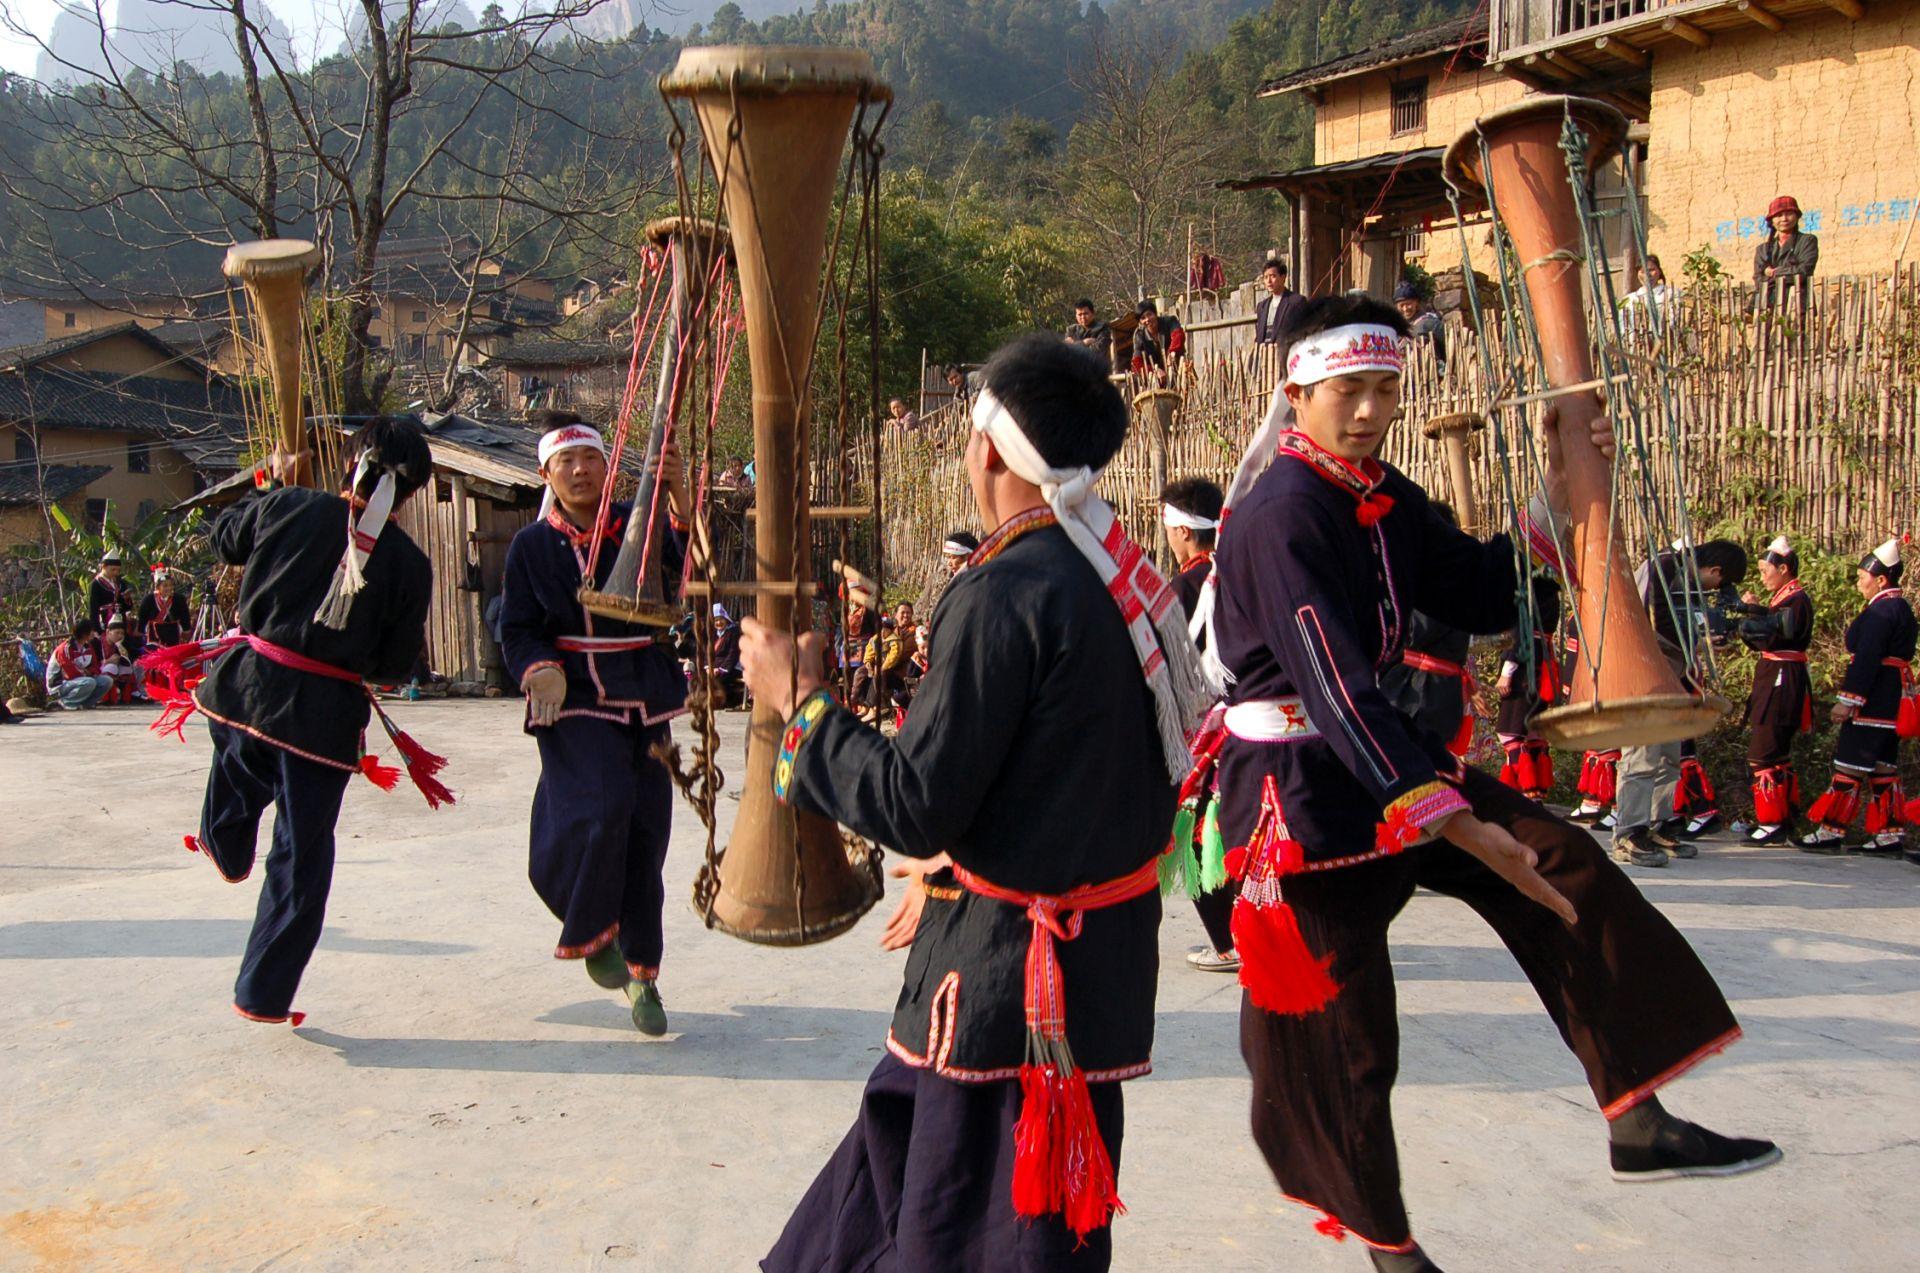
[36,0,294,83]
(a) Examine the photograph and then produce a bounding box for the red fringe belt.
[137,634,455,808]
[951,857,1160,1241]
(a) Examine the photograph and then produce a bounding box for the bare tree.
[0,0,664,414]
[1060,30,1226,301]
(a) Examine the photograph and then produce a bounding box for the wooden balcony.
[1489,0,1867,79]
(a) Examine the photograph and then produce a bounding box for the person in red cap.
[1753,195,1819,309]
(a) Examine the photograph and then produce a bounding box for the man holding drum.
[499,409,693,1036]
[740,334,1206,1271]
[1209,297,1778,1271]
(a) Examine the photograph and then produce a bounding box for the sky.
[0,0,345,77]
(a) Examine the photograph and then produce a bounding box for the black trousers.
[530,716,672,975]
[199,721,352,1019]
[1240,768,1740,1250]
[1193,883,1236,954]
[764,1053,1125,1273]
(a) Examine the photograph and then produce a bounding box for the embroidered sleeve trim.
[1377,780,1468,851]
[773,689,835,803]
[1836,691,1865,707]
[522,659,562,682]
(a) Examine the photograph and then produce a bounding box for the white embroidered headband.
[1284,323,1405,388]
[538,424,608,467]
[1161,504,1219,532]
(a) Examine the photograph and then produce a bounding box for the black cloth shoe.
[1370,1246,1443,1273]
[1798,827,1849,855]
[1612,1119,1782,1182]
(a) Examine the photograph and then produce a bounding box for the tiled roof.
[0,462,110,506]
[482,338,627,368]
[0,367,249,471]
[1255,14,1485,96]
[0,320,213,380]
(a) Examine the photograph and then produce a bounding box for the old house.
[364,237,560,370]
[1485,0,1918,276]
[1231,0,1914,294]
[0,323,247,547]
[478,338,630,416]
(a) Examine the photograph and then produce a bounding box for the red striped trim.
[1400,651,1466,678]
[1761,651,1808,663]
[555,636,654,652]
[233,1003,306,1026]
[1277,1190,1417,1253]
[554,922,619,960]
[1601,1024,1744,1120]
[190,694,360,773]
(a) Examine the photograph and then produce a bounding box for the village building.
[477,338,630,416]
[0,323,247,547]
[1230,0,1914,296]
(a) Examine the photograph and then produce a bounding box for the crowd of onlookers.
[20,551,201,717]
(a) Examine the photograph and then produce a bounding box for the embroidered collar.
[970,507,1058,567]
[545,506,624,549]
[1180,550,1214,575]
[1770,580,1805,607]
[1871,586,1905,606]
[1276,430,1395,526]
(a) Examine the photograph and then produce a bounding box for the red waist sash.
[950,856,1160,1240]
[1400,651,1465,679]
[138,633,454,808]
[1761,651,1808,663]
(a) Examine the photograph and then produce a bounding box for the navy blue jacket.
[499,503,688,726]
[1836,587,1917,724]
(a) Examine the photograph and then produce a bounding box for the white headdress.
[535,423,611,521]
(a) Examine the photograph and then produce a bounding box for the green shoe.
[626,979,668,1036]
[584,945,631,990]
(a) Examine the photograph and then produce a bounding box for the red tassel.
[1012,1063,1062,1217]
[1593,752,1619,805]
[1374,807,1422,853]
[1355,493,1395,527]
[150,698,198,741]
[1498,748,1523,793]
[1011,1061,1124,1240]
[359,753,402,790]
[389,726,457,809]
[1806,790,1834,823]
[1223,845,1249,880]
[1314,1213,1350,1241]
[1232,895,1341,1016]
[1751,771,1790,825]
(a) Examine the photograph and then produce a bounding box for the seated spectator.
[885,397,921,432]
[707,604,745,706]
[856,614,908,724]
[1753,195,1818,309]
[893,621,932,717]
[1619,254,1678,323]
[46,618,112,710]
[840,589,879,678]
[97,616,140,703]
[1130,300,1186,383]
[717,456,751,491]
[1394,281,1447,368]
[1065,299,1110,357]
[1254,259,1306,347]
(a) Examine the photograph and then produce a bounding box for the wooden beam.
[1734,0,1785,31]
[1662,16,1712,47]
[1544,49,1591,79]
[1593,35,1649,67]
[1819,0,1864,17]
[1523,52,1578,81]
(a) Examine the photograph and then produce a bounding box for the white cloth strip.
[1161,504,1219,532]
[1284,323,1405,388]
[1223,697,1322,742]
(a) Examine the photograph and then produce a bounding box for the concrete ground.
[0,700,1915,1272]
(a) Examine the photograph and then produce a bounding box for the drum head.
[660,45,890,100]
[1442,96,1628,199]
[223,239,322,279]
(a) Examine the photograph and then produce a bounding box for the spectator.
[856,614,908,723]
[138,566,192,650]
[45,618,112,710]
[1619,254,1678,322]
[1394,281,1447,369]
[841,589,879,675]
[1753,195,1818,309]
[942,364,974,413]
[1130,300,1186,382]
[98,616,140,703]
[717,456,751,491]
[88,550,135,632]
[894,621,933,715]
[1253,258,1306,348]
[886,398,921,432]
[1065,299,1110,358]
[707,603,745,706]
[893,601,917,654]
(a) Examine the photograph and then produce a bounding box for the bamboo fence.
[876,268,1920,607]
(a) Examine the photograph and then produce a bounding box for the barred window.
[1391,79,1428,137]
